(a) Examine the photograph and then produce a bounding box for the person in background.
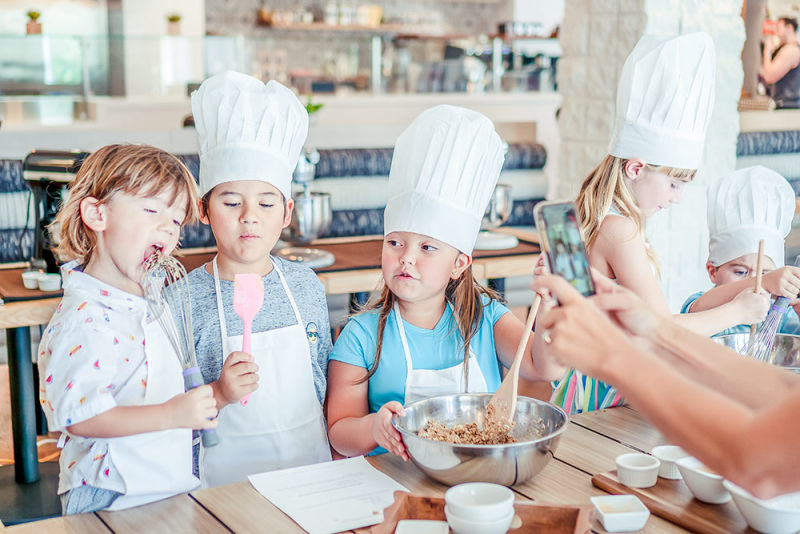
[536,272,800,499]
[188,71,332,488]
[39,144,217,514]
[549,33,759,414]
[682,166,797,336]
[763,16,800,108]
[326,105,562,460]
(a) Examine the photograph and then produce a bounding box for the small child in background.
[327,105,562,460]
[682,165,799,335]
[39,144,217,514]
[188,71,332,488]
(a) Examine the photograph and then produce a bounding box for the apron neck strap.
[394,301,474,374]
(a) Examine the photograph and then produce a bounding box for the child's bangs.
[650,164,696,182]
[120,156,199,224]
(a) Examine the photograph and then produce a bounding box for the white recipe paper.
[248,456,409,534]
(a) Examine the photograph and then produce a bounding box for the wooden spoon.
[749,239,765,345]
[487,293,543,424]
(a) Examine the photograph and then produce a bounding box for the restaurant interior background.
[0,0,799,354]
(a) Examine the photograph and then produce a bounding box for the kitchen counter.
[4,407,693,533]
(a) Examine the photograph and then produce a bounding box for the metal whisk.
[141,251,219,447]
[746,255,800,362]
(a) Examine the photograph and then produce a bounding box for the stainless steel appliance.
[22,149,88,271]
[473,184,519,250]
[274,148,336,269]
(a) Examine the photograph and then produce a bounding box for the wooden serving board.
[592,470,754,534]
[366,491,593,534]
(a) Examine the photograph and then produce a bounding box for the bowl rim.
[445,482,514,508]
[391,393,569,449]
[650,445,688,462]
[723,480,800,512]
[675,456,724,479]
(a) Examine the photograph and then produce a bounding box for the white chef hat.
[191,70,308,197]
[708,166,795,267]
[383,105,504,256]
[608,32,716,170]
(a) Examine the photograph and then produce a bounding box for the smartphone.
[533,200,595,297]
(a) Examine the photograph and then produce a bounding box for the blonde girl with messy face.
[39,144,217,514]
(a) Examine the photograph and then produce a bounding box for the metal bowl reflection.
[392,394,567,487]
[713,333,800,373]
[480,184,513,230]
[282,191,332,244]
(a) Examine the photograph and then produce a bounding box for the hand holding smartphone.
[533,200,595,297]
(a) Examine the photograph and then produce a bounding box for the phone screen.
[536,202,595,296]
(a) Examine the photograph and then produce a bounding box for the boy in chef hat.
[327,105,563,459]
[187,71,332,487]
[681,166,800,336]
[551,32,749,414]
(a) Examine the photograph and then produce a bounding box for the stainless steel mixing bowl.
[392,393,568,487]
[281,190,332,243]
[713,333,800,373]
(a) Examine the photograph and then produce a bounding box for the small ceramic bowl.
[723,481,800,534]
[616,453,660,488]
[37,273,61,291]
[651,445,688,480]
[675,456,730,504]
[21,270,41,289]
[590,495,650,532]
[444,505,514,534]
[444,482,514,522]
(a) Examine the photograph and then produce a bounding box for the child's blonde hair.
[575,154,695,271]
[55,144,199,263]
[358,266,501,388]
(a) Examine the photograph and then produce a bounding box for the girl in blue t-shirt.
[326,106,563,459]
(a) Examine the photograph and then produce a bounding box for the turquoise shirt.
[681,291,800,337]
[329,296,509,415]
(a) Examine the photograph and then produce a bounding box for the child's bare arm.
[67,385,218,438]
[327,361,407,459]
[673,289,770,336]
[493,307,565,382]
[691,266,800,312]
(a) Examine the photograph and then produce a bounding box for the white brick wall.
[557,0,745,311]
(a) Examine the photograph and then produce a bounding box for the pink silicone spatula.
[233,273,264,406]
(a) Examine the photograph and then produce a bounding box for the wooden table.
[0,232,540,523]
[6,407,701,533]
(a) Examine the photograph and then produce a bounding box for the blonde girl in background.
[549,33,767,414]
[327,105,563,460]
[38,144,218,514]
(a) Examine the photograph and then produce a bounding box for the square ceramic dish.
[590,495,650,532]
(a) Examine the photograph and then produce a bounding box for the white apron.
[395,303,489,405]
[200,257,331,488]
[105,313,199,510]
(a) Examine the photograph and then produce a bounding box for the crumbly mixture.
[417,419,517,445]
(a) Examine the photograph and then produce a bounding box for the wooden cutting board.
[366,491,593,534]
[592,470,754,534]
